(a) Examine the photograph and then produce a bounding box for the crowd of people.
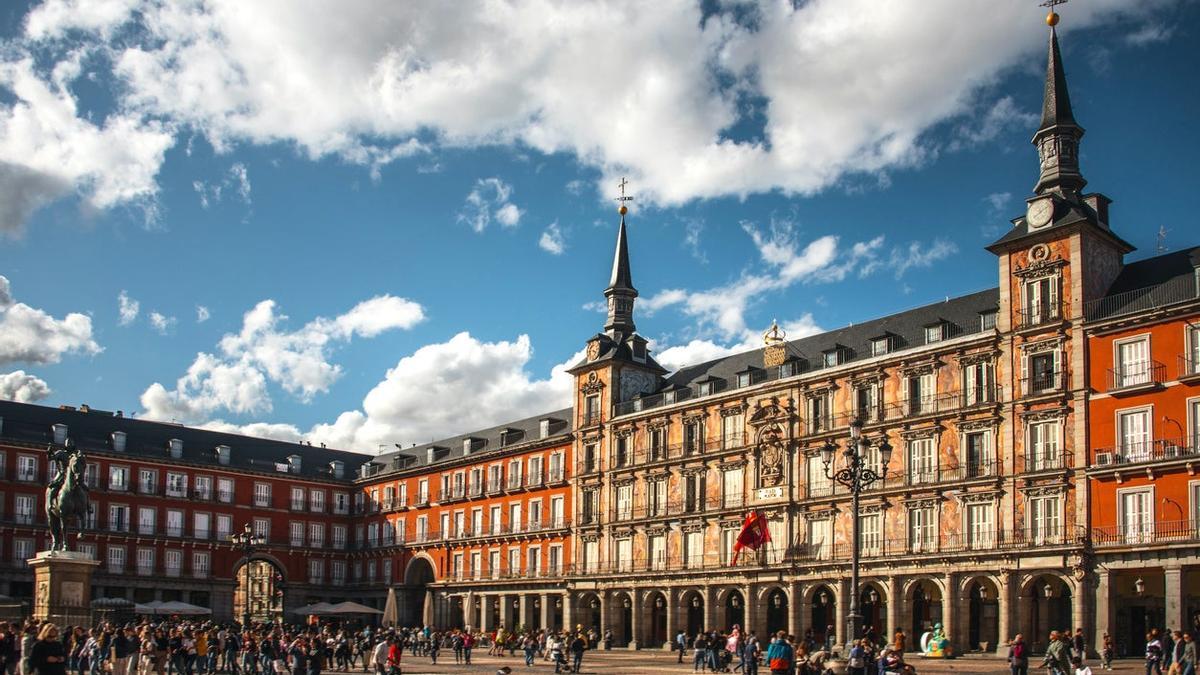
[2,614,1199,675]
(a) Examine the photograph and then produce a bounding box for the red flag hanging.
[730,511,772,565]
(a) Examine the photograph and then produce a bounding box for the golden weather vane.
[1040,0,1067,26]
[615,176,634,215]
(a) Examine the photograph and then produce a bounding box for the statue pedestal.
[29,551,99,626]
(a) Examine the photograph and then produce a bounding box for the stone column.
[997,571,1013,653]
[519,594,529,629]
[539,593,550,630]
[664,588,677,647]
[886,576,900,645]
[461,594,471,629]
[836,577,850,651]
[744,583,756,634]
[789,581,803,638]
[943,572,957,650]
[1071,576,1087,644]
[629,589,641,650]
[703,585,716,631]
[599,590,610,635]
[480,594,493,632]
[1166,567,1185,632]
[1093,569,1112,660]
[562,593,574,632]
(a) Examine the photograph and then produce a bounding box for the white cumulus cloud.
[117,290,140,325]
[458,178,522,232]
[0,275,101,367]
[148,311,176,335]
[0,370,52,402]
[538,222,565,255]
[196,305,210,323]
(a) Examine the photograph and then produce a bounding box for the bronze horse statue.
[45,440,90,551]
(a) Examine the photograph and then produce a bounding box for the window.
[822,348,843,368]
[925,324,945,344]
[415,516,428,543]
[909,506,935,552]
[136,548,155,576]
[194,476,212,500]
[648,428,666,461]
[13,539,33,566]
[488,465,503,492]
[527,500,542,531]
[1028,420,1060,470]
[766,518,786,563]
[438,513,449,540]
[615,537,632,572]
[109,466,129,491]
[614,436,629,468]
[290,487,305,511]
[1119,488,1154,544]
[164,550,182,577]
[1114,337,1152,388]
[720,528,738,564]
[1192,399,1200,452]
[252,517,269,540]
[963,361,995,406]
[722,467,744,509]
[193,512,210,540]
[698,380,714,397]
[527,546,541,576]
[17,456,36,482]
[490,550,502,579]
[1118,408,1152,462]
[964,430,993,476]
[721,412,744,449]
[647,479,667,517]
[980,311,998,331]
[584,394,601,425]
[367,523,379,547]
[138,507,156,535]
[548,544,562,576]
[14,495,34,525]
[1028,495,1062,544]
[107,545,126,573]
[331,560,346,585]
[507,461,523,489]
[217,477,234,502]
[453,511,465,538]
[508,503,522,533]
[966,502,995,549]
[581,489,600,525]
[808,518,832,560]
[906,372,936,415]
[108,504,130,532]
[333,524,347,548]
[855,382,880,422]
[470,551,481,579]
[166,472,188,498]
[165,510,183,537]
[860,512,882,556]
[367,560,378,582]
[417,479,429,504]
[309,522,324,548]
[193,551,210,578]
[684,530,704,569]
[582,444,599,473]
[83,463,99,489]
[468,468,483,495]
[871,337,891,356]
[490,505,502,534]
[684,472,706,513]
[253,483,271,507]
[527,457,543,486]
[1023,276,1059,325]
[907,438,937,485]
[807,393,831,433]
[507,548,520,576]
[290,522,304,547]
[683,419,704,455]
[548,452,564,482]
[582,540,599,574]
[1187,327,1200,376]
[614,484,633,521]
[334,492,349,514]
[807,455,832,498]
[471,508,483,536]
[216,515,232,541]
[308,559,324,584]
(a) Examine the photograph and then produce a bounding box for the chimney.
[329,460,344,479]
[462,438,473,456]
[287,454,302,474]
[539,419,551,439]
[168,438,183,459]
[359,463,373,479]
[426,447,436,464]
[1084,194,1112,230]
[52,424,68,445]
[111,431,127,452]
[215,445,231,465]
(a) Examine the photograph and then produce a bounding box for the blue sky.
[0,0,1196,452]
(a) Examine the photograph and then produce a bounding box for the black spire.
[1032,26,1086,196]
[603,212,638,338]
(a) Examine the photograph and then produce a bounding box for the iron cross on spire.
[615,176,634,215]
[1039,0,1068,8]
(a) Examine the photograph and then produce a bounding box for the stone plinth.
[29,551,99,627]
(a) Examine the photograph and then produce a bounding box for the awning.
[290,602,337,615]
[324,601,383,615]
[155,601,212,616]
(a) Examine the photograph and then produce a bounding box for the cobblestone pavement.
[380,650,1146,674]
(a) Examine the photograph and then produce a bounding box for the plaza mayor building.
[0,18,1196,659]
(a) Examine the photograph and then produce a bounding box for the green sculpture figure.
[921,622,951,658]
[45,439,90,551]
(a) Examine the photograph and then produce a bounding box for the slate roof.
[1085,247,1200,321]
[0,400,371,481]
[661,288,1001,395]
[1039,28,1078,131]
[367,407,573,477]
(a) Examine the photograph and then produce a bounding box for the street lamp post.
[231,522,266,627]
[822,417,892,652]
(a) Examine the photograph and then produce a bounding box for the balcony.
[1021,371,1064,398]
[583,412,601,427]
[1092,438,1197,467]
[1016,303,1062,331]
[605,498,708,524]
[547,467,567,484]
[525,471,544,489]
[486,479,503,495]
[192,489,212,501]
[1106,361,1165,395]
[1092,519,1200,548]
[290,500,306,511]
[718,431,748,451]
[217,489,233,503]
[1178,354,1200,383]
[139,484,158,496]
[254,495,271,508]
[468,482,483,498]
[1024,450,1070,472]
[505,476,523,491]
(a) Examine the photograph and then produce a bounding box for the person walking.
[1045,631,1070,675]
[1146,631,1165,675]
[742,632,759,675]
[846,639,867,675]
[1181,632,1196,675]
[692,632,709,672]
[764,632,792,675]
[568,632,585,675]
[1008,634,1029,675]
[676,631,687,664]
[1101,633,1114,671]
[30,625,67,675]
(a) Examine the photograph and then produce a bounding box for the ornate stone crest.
[751,401,790,488]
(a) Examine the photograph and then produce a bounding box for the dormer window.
[979,311,997,331]
[698,381,713,397]
[539,419,551,438]
[663,389,677,404]
[696,377,721,397]
[925,323,946,344]
[870,336,892,357]
[463,438,474,454]
[735,367,761,389]
[822,346,846,368]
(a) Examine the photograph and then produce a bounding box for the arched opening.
[401,557,435,626]
[725,589,745,631]
[648,592,668,646]
[910,579,943,638]
[233,558,284,624]
[765,589,789,636]
[1024,575,1071,653]
[965,578,1000,652]
[684,592,704,636]
[810,585,835,648]
[581,594,602,633]
[617,594,633,646]
[860,583,886,642]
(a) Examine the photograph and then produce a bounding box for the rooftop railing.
[1084,274,1199,322]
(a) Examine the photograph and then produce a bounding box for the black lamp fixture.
[692,597,701,608]
[623,597,632,609]
[819,591,830,606]
[868,589,879,604]
[655,597,665,609]
[772,593,783,609]
[1043,583,1053,599]
[1134,577,1146,595]
[591,598,600,609]
[731,595,741,608]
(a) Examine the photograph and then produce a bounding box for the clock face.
[1026,198,1055,230]
[586,340,600,361]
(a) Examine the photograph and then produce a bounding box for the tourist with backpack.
[764,631,792,675]
[1008,633,1029,675]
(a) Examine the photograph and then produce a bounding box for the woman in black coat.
[30,624,68,675]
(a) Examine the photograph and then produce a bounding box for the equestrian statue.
[45,439,90,552]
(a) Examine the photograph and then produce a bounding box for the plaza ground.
[386,649,1148,673]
